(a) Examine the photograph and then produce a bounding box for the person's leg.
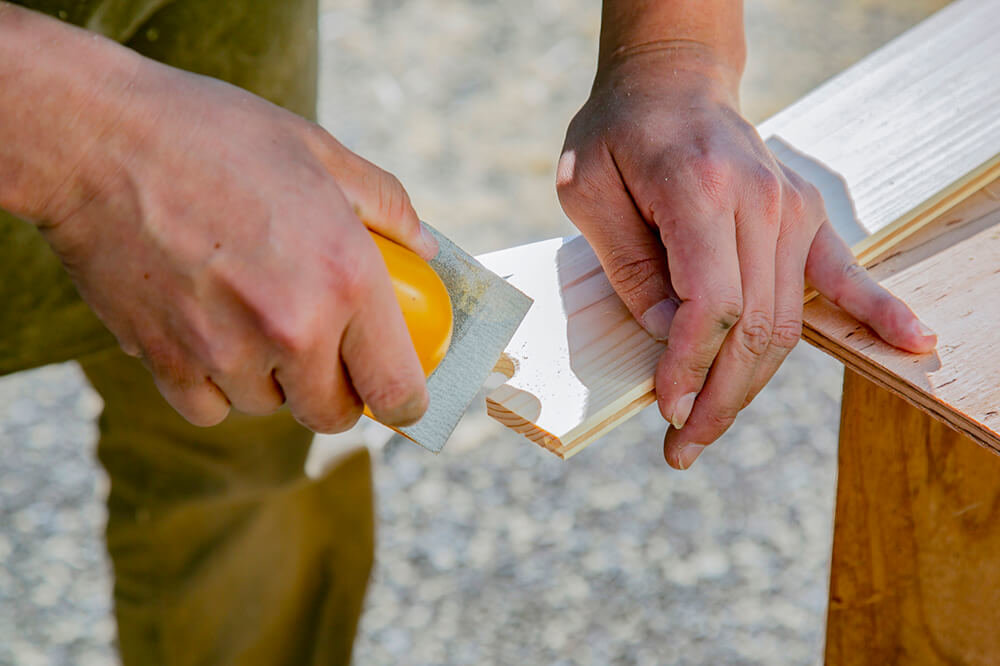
[81,351,373,666]
[1,2,376,663]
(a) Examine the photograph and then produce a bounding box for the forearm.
[0,2,144,225]
[598,0,746,98]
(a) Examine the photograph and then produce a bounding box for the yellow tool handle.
[361,232,454,421]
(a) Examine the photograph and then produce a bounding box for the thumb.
[314,133,438,260]
[557,150,678,341]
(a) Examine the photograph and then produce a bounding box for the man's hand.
[558,33,937,469]
[1,6,435,432]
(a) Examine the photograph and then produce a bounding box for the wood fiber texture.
[477,237,662,458]
[758,0,1000,257]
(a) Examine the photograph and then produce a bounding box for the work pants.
[1,2,373,663]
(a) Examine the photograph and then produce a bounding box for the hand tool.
[371,226,532,452]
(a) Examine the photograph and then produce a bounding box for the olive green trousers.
[2,2,373,664]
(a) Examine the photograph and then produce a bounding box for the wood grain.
[477,237,662,458]
[758,0,1000,255]
[826,371,1000,665]
[803,179,1000,453]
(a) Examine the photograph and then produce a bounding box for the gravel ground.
[1,1,951,664]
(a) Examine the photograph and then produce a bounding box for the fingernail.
[640,298,679,341]
[670,392,697,429]
[419,222,440,259]
[673,443,707,470]
[381,392,429,428]
[914,320,936,339]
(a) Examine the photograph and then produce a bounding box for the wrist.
[0,4,145,226]
[597,1,745,104]
[592,46,742,111]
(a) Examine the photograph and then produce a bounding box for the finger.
[556,146,679,340]
[175,301,287,417]
[806,220,937,353]
[654,205,743,432]
[340,240,429,427]
[744,170,819,404]
[277,348,363,434]
[213,369,286,417]
[661,187,779,469]
[742,231,806,407]
[144,346,231,426]
[314,133,437,260]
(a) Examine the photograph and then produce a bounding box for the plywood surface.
[803,180,1000,452]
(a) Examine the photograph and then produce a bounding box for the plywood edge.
[801,320,1000,455]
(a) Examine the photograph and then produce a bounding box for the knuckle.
[840,261,870,290]
[829,261,873,309]
[202,342,244,376]
[302,121,344,164]
[705,286,744,330]
[301,403,362,434]
[310,121,343,152]
[784,186,807,219]
[324,252,368,306]
[737,310,773,357]
[556,151,616,221]
[703,407,740,434]
[684,353,716,378]
[800,181,823,209]
[555,150,580,195]
[355,164,413,226]
[689,153,732,204]
[785,181,826,231]
[751,165,783,212]
[667,341,716,378]
[265,307,319,355]
[770,317,803,350]
[365,377,423,415]
[373,169,414,224]
[603,252,663,300]
[555,176,589,217]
